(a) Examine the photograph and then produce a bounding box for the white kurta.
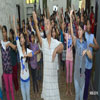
[41,38,61,100]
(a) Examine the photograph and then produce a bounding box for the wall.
[23,0,43,23]
[47,0,67,15]
[71,0,95,12]
[91,0,95,12]
[71,0,79,11]
[94,0,100,99]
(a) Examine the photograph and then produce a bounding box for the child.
[13,16,34,100]
[29,32,40,98]
[70,10,92,100]
[83,19,99,100]
[62,21,73,96]
[9,29,19,92]
[51,26,59,71]
[0,25,16,100]
[33,11,64,100]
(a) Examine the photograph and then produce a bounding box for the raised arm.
[61,14,66,36]
[9,15,13,29]
[29,18,36,33]
[33,11,42,47]
[47,7,50,19]
[13,15,21,51]
[70,10,76,46]
[13,16,18,37]
[0,25,2,30]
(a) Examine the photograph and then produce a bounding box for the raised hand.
[0,25,2,30]
[70,10,73,17]
[32,11,42,47]
[47,7,50,18]
[13,16,15,28]
[13,15,17,36]
[33,11,38,25]
[56,11,59,20]
[29,18,31,25]
[62,14,64,22]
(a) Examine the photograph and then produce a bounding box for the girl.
[51,26,56,39]
[70,10,92,100]
[9,29,19,92]
[0,25,16,100]
[51,27,59,71]
[62,21,73,96]
[13,16,34,100]
[29,32,40,98]
[83,19,99,100]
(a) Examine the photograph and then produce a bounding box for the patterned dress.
[1,40,12,74]
[41,38,61,100]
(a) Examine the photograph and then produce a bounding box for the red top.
[90,12,94,23]
[91,18,95,34]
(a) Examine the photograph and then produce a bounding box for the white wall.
[91,0,95,12]
[47,0,67,15]
[0,0,24,36]
[40,0,43,14]
[71,0,79,11]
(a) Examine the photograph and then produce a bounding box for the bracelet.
[32,51,34,57]
[16,36,19,40]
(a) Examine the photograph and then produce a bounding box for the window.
[26,0,39,4]
[79,0,86,9]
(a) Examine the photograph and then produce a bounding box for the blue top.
[60,30,64,43]
[85,32,94,69]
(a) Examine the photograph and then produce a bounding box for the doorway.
[16,5,21,28]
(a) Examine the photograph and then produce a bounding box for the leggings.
[83,69,91,100]
[12,64,19,91]
[66,60,73,83]
[31,68,39,93]
[3,73,15,100]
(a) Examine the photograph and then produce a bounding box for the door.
[16,5,21,28]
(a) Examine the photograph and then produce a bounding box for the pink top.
[65,33,73,61]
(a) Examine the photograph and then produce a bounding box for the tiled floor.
[3,65,95,100]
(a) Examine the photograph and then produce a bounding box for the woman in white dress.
[33,12,64,100]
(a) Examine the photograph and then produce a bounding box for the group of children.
[0,6,99,100]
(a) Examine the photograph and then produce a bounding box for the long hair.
[20,33,28,62]
[51,26,56,38]
[2,25,8,40]
[2,25,7,32]
[9,28,14,41]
